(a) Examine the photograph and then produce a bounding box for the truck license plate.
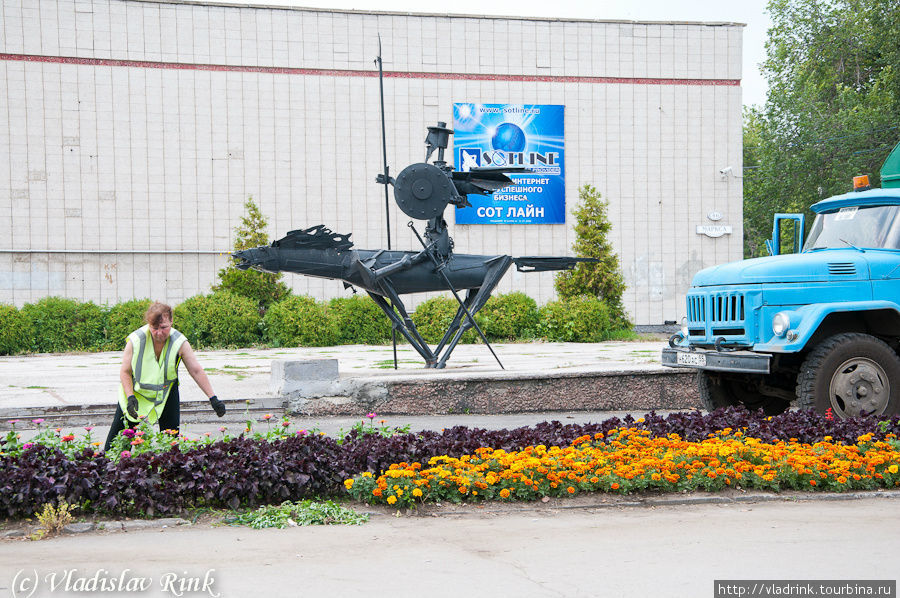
[676,352,706,367]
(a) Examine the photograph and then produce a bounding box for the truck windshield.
[803,205,900,251]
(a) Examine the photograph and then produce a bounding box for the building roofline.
[125,0,747,27]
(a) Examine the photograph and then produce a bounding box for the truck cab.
[662,142,900,419]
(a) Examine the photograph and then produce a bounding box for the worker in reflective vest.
[103,302,226,450]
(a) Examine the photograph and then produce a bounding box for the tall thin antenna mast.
[376,34,392,251]
[375,34,398,369]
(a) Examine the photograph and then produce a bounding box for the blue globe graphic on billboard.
[491,123,526,152]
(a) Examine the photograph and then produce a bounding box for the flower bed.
[344,426,900,508]
[1,408,899,520]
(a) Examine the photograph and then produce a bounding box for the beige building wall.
[0,0,744,325]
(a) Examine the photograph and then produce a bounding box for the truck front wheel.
[796,333,900,418]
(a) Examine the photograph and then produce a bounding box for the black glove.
[126,394,139,419]
[209,395,226,417]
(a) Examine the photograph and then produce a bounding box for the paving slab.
[0,340,693,428]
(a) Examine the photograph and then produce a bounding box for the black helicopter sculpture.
[233,122,593,369]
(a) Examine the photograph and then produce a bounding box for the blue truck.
[662,142,900,419]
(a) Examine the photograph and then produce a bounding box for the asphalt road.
[2,496,897,598]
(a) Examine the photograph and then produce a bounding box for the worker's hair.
[144,302,173,326]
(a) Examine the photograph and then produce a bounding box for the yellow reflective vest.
[117,325,187,424]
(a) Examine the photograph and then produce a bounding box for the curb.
[407,489,900,518]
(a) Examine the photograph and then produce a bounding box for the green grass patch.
[224,500,369,529]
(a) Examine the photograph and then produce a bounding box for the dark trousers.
[103,381,180,451]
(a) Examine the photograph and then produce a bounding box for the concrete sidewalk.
[0,339,691,429]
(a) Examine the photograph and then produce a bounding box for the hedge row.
[0,292,632,355]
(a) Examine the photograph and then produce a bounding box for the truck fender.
[754,300,900,352]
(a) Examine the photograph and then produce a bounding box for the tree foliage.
[743,0,900,256]
[214,197,290,311]
[554,184,629,327]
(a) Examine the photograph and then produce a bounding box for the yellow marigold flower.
[344,479,354,490]
[889,464,899,474]
[387,495,397,505]
[500,488,510,498]
[412,488,422,497]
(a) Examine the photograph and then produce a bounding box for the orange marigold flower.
[567,486,575,494]
[611,483,620,490]
[500,488,511,499]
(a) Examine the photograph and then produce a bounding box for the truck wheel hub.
[830,358,889,417]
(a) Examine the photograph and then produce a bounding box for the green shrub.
[537,296,618,342]
[0,304,35,355]
[263,296,337,347]
[328,295,392,345]
[476,292,539,341]
[411,296,477,345]
[20,297,105,353]
[555,184,630,328]
[214,197,290,311]
[174,292,261,349]
[102,298,152,350]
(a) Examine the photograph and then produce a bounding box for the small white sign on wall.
[696,225,733,238]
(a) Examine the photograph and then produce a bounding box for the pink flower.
[61,434,75,442]
[120,451,131,458]
[281,421,290,428]
[263,414,273,421]
[130,438,143,446]
[23,442,34,449]
[296,429,308,437]
[84,426,94,432]
[122,428,136,438]
[32,419,45,425]
[366,412,376,420]
[7,419,20,425]
[219,427,226,433]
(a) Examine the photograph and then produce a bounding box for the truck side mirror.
[768,214,805,256]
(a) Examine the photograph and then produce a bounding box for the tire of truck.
[796,332,900,418]
[697,371,740,411]
[697,371,790,415]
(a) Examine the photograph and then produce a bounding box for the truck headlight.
[680,317,688,337]
[772,312,791,337]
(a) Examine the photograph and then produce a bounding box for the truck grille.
[686,291,749,341]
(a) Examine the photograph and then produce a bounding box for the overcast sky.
[212,0,772,107]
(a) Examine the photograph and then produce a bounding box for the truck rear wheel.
[796,333,900,418]
[698,371,789,415]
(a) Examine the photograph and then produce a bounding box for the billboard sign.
[453,103,565,224]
